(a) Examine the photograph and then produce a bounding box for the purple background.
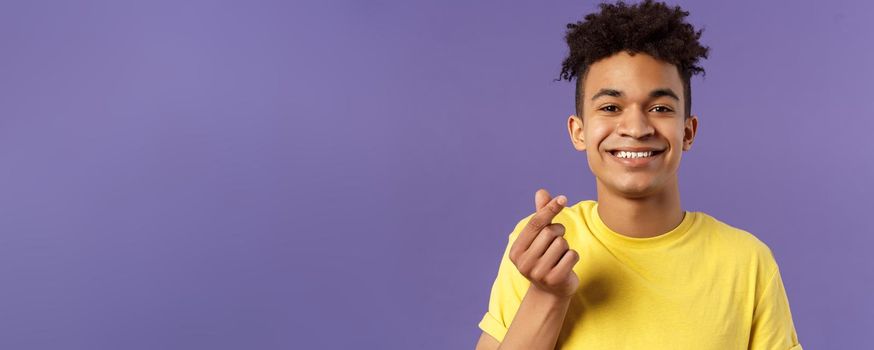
[1,0,872,349]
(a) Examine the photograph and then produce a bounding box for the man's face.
[567,51,698,199]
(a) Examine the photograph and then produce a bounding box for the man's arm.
[476,189,580,349]
[475,287,572,350]
[498,286,572,349]
[475,331,499,350]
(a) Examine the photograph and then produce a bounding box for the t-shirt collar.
[589,201,696,249]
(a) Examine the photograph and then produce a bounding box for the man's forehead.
[582,52,683,97]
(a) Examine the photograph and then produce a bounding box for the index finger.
[513,194,567,253]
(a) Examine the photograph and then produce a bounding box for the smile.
[607,149,665,167]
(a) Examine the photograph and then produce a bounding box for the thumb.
[535,189,566,211]
[533,188,568,224]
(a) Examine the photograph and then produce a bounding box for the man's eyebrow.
[590,88,680,101]
[650,88,679,101]
[591,88,622,101]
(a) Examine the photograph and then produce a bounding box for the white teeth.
[615,151,654,159]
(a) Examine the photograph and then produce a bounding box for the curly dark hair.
[558,0,709,119]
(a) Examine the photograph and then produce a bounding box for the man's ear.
[682,115,698,151]
[568,114,586,151]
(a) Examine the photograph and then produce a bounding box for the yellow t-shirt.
[479,200,802,349]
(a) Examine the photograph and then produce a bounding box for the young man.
[475,1,802,349]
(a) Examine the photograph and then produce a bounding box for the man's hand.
[508,189,580,298]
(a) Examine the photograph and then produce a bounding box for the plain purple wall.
[1,0,872,349]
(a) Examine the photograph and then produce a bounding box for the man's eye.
[600,105,620,112]
[650,106,673,113]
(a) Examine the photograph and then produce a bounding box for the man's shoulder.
[694,211,777,265]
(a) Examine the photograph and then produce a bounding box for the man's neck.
[595,178,685,239]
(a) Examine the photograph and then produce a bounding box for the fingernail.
[556,195,567,206]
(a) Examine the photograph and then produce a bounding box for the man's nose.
[616,106,655,139]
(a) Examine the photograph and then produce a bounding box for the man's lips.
[606,148,665,167]
[606,147,666,152]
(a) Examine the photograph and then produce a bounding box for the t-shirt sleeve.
[478,215,534,343]
[748,265,803,350]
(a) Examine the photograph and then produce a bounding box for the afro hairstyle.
[558,0,710,119]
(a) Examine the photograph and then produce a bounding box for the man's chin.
[603,180,660,199]
[616,188,656,199]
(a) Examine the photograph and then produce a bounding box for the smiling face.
[568,51,698,199]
